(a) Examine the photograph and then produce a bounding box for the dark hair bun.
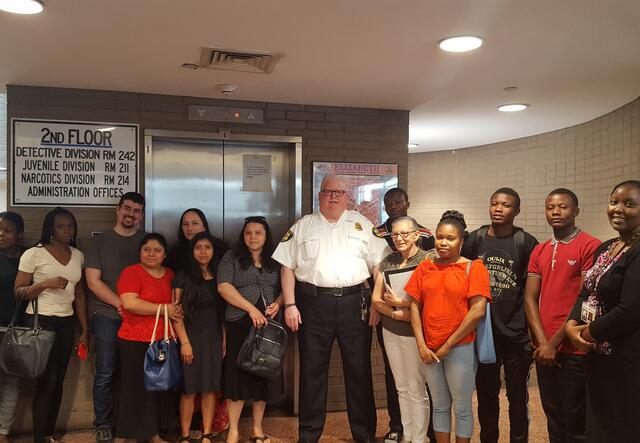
[440,210,467,230]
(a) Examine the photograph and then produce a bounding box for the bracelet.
[284,303,296,309]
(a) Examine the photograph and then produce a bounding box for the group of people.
[0,176,638,443]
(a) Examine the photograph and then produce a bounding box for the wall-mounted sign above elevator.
[187,105,264,124]
[11,119,139,207]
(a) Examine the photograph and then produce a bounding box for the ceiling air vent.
[199,47,281,74]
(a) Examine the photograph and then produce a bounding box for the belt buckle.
[332,287,343,297]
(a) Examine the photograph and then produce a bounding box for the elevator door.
[146,138,224,244]
[145,137,293,250]
[222,141,291,248]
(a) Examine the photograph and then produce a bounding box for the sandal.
[249,436,271,443]
[180,436,190,443]
[201,434,214,443]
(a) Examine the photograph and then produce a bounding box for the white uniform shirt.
[19,246,84,317]
[272,210,391,287]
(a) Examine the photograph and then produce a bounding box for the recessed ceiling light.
[498,103,529,112]
[408,143,419,149]
[504,86,518,92]
[181,63,199,70]
[438,36,483,53]
[0,0,44,14]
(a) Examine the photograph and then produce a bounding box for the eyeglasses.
[391,230,417,239]
[244,216,267,223]
[320,189,347,197]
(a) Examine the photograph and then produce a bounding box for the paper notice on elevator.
[242,154,272,192]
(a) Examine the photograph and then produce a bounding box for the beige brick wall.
[408,97,640,242]
[6,85,407,432]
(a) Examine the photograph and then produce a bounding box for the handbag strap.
[7,297,38,329]
[162,304,178,342]
[150,304,163,344]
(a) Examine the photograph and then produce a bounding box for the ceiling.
[1,0,639,152]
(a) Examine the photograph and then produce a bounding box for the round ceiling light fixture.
[498,103,529,112]
[181,63,199,70]
[0,0,44,14]
[438,36,483,53]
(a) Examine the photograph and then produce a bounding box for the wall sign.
[312,161,398,225]
[11,119,139,207]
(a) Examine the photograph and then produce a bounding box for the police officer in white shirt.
[272,175,390,443]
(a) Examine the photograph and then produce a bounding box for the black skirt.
[222,306,270,401]
[183,302,223,394]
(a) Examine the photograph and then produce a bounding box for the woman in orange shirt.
[406,210,491,443]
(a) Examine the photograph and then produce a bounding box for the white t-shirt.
[272,210,391,287]
[19,246,84,317]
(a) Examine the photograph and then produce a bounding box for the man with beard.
[85,192,146,443]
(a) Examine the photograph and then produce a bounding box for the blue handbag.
[144,304,183,391]
[476,302,497,364]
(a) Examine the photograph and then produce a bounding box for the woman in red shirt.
[406,211,491,443]
[115,233,182,443]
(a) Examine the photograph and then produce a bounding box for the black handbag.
[0,299,56,378]
[236,317,287,380]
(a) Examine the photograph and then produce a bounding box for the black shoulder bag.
[236,295,287,379]
[0,298,56,378]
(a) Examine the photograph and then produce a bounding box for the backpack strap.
[465,259,472,277]
[513,227,529,279]
[470,225,490,259]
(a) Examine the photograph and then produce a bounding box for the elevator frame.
[144,129,303,414]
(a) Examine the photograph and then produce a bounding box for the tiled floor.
[12,388,549,443]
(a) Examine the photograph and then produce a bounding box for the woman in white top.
[14,207,87,443]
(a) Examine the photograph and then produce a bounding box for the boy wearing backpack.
[462,188,538,443]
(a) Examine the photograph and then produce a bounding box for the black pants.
[536,354,586,443]
[116,339,163,440]
[476,335,533,443]
[298,291,376,443]
[25,314,75,443]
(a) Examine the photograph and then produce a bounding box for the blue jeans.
[424,343,477,439]
[91,313,122,429]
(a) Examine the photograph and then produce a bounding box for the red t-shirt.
[528,230,600,354]
[405,259,491,349]
[117,263,175,342]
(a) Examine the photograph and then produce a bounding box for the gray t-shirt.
[379,249,429,336]
[217,250,280,322]
[85,229,146,319]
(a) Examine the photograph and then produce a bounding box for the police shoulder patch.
[280,230,294,242]
[372,226,386,238]
[355,222,363,231]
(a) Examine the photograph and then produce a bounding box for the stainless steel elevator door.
[222,141,291,249]
[146,138,224,245]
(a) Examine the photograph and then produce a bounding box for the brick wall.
[408,96,640,242]
[5,85,409,432]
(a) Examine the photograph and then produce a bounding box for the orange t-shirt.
[405,259,491,349]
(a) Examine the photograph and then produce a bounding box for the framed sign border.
[11,118,140,208]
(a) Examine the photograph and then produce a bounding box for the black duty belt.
[299,282,363,297]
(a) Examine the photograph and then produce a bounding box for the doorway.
[144,130,302,412]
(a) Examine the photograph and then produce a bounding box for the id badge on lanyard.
[581,301,597,324]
